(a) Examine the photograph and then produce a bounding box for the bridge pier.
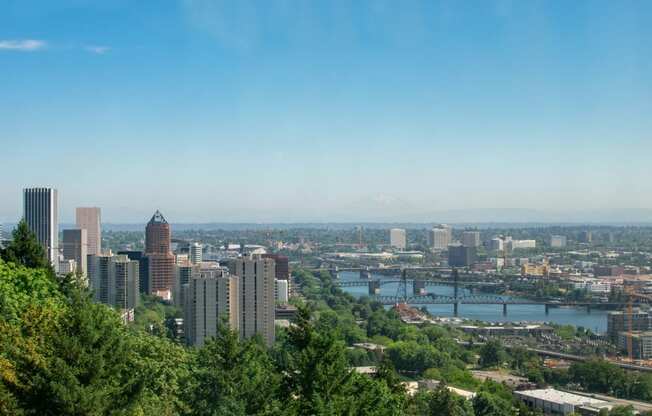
[502,303,507,316]
[413,280,426,296]
[453,302,459,317]
[360,267,371,280]
[586,305,591,314]
[545,304,549,315]
[369,280,381,295]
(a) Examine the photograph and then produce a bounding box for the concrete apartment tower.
[23,188,58,268]
[183,269,239,347]
[76,207,101,255]
[145,210,175,298]
[88,253,139,310]
[390,228,407,250]
[428,224,452,250]
[62,228,88,276]
[462,231,481,248]
[230,256,276,346]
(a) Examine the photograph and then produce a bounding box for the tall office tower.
[448,244,477,267]
[76,207,101,255]
[23,188,58,267]
[88,253,139,311]
[190,242,202,265]
[428,226,451,250]
[183,271,239,347]
[62,229,88,276]
[117,251,149,294]
[229,256,276,346]
[461,231,481,248]
[390,228,407,250]
[145,210,175,298]
[579,231,593,244]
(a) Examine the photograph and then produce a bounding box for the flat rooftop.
[515,388,608,407]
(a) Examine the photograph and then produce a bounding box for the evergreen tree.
[187,325,281,415]
[0,220,50,270]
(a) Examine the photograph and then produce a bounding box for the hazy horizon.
[2,1,651,223]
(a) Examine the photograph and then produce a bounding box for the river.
[337,271,609,333]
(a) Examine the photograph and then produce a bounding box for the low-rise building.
[460,324,554,337]
[515,388,611,415]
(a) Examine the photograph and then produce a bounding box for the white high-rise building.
[76,207,101,255]
[88,254,139,312]
[389,228,407,250]
[230,256,276,346]
[63,228,88,276]
[24,188,58,268]
[509,239,537,250]
[190,242,202,265]
[488,237,504,251]
[462,231,481,248]
[275,279,289,304]
[183,270,239,347]
[428,225,452,250]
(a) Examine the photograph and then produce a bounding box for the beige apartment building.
[230,256,276,346]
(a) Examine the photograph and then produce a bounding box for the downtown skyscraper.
[76,207,101,255]
[145,210,175,299]
[23,188,58,268]
[62,228,88,276]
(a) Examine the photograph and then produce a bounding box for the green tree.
[472,391,516,416]
[187,325,280,415]
[424,384,474,416]
[600,406,636,416]
[281,305,403,415]
[0,259,62,323]
[1,281,191,415]
[478,340,507,368]
[0,220,50,270]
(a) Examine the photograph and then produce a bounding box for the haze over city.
[2,0,652,223]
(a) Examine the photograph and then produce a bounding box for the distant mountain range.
[2,208,652,233]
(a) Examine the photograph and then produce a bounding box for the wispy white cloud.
[85,45,110,54]
[0,39,46,51]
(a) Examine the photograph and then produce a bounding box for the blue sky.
[1,0,651,223]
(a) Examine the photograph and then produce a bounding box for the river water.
[337,271,609,333]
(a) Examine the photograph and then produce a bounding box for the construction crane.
[624,280,636,362]
[621,282,652,362]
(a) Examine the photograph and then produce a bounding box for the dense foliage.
[2,229,650,415]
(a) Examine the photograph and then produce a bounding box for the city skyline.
[2,1,652,222]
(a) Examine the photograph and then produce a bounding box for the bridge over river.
[329,268,638,316]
